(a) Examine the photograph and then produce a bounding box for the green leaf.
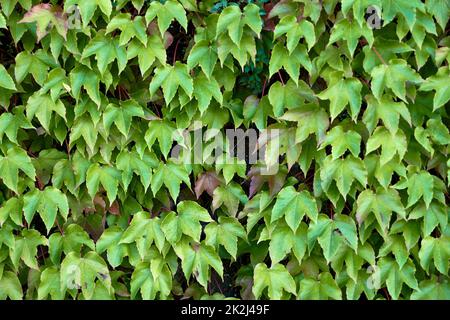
[272,186,318,232]
[19,3,68,41]
[212,182,248,217]
[419,67,450,111]
[269,43,311,85]
[328,17,373,56]
[145,0,187,36]
[82,31,127,75]
[23,187,69,234]
[60,251,111,300]
[174,239,223,289]
[64,0,112,28]
[317,77,362,121]
[320,126,361,159]
[356,188,405,233]
[252,263,296,299]
[149,62,194,105]
[187,40,218,79]
[10,229,47,270]
[103,100,144,137]
[205,216,246,259]
[0,64,17,91]
[106,13,147,46]
[38,266,64,300]
[127,36,167,76]
[0,147,36,194]
[193,72,223,113]
[418,236,450,274]
[0,271,23,300]
[151,160,191,201]
[370,59,422,102]
[274,15,316,53]
[299,272,342,300]
[86,164,121,204]
[366,126,407,165]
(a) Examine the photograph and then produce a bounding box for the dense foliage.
[0,0,449,300]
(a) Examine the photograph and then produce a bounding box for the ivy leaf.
[163,201,212,244]
[320,155,367,199]
[0,64,17,91]
[370,59,422,102]
[212,182,248,217]
[320,126,361,159]
[205,216,246,259]
[356,188,405,233]
[381,0,425,28]
[317,77,362,121]
[26,93,66,132]
[193,72,223,114]
[394,171,434,209]
[216,4,262,45]
[363,95,411,134]
[268,79,316,117]
[378,235,409,268]
[15,50,52,85]
[0,108,34,144]
[215,157,246,185]
[60,251,111,300]
[10,229,47,270]
[187,40,218,79]
[426,0,450,30]
[334,214,358,251]
[127,36,167,76]
[19,4,68,41]
[119,212,165,254]
[64,0,112,27]
[0,147,36,194]
[418,236,450,275]
[299,272,342,300]
[419,67,450,111]
[145,119,176,159]
[86,164,121,204]
[69,66,101,106]
[411,277,450,299]
[0,271,23,300]
[145,0,187,36]
[328,18,374,56]
[279,104,329,144]
[82,32,127,75]
[151,160,191,201]
[269,43,311,85]
[366,126,407,165]
[273,15,316,53]
[96,226,127,268]
[252,263,296,299]
[48,224,95,265]
[378,257,419,299]
[106,13,147,46]
[116,149,158,192]
[103,100,144,137]
[272,186,318,232]
[194,171,221,198]
[23,187,69,234]
[130,261,172,299]
[38,266,64,300]
[174,239,223,289]
[149,62,194,105]
[0,197,23,226]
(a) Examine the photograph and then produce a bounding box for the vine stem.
[372,46,387,65]
[173,38,181,65]
[277,71,285,85]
